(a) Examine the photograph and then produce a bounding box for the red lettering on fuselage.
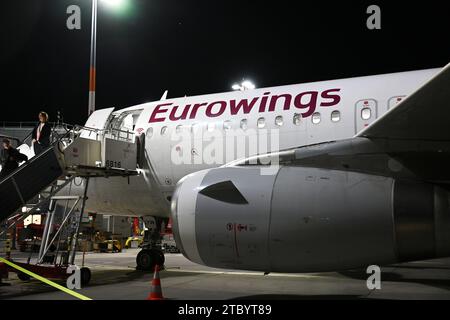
[149,103,172,122]
[169,105,191,121]
[269,94,292,112]
[206,101,227,117]
[189,103,208,119]
[148,88,341,123]
[230,97,259,115]
[320,88,341,107]
[294,91,318,118]
[258,92,271,112]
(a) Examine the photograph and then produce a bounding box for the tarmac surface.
[1,249,450,300]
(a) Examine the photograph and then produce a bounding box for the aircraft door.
[145,126,174,187]
[80,107,115,140]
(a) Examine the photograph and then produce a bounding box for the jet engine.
[171,166,450,273]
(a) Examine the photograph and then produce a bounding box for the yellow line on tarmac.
[0,257,92,301]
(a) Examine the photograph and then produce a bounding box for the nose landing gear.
[135,216,169,271]
[136,248,165,271]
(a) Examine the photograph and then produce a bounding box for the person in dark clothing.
[0,139,22,179]
[32,111,51,155]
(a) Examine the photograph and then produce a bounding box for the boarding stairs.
[0,122,140,236]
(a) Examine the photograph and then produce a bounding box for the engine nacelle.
[171,166,450,273]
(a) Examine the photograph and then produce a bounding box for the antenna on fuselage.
[160,90,168,101]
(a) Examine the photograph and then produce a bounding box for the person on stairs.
[32,111,51,155]
[0,138,27,179]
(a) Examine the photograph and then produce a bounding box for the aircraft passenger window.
[176,125,183,133]
[361,108,371,120]
[161,126,168,136]
[312,112,321,124]
[207,123,215,132]
[223,120,232,130]
[257,117,266,129]
[331,110,341,122]
[146,127,153,139]
[240,119,248,131]
[191,123,201,133]
[275,116,283,127]
[293,113,301,126]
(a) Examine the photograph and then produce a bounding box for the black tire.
[151,249,165,267]
[17,272,31,281]
[80,267,91,286]
[136,250,154,270]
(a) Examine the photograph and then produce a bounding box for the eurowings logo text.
[149,88,341,123]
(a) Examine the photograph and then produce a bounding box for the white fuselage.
[79,68,439,217]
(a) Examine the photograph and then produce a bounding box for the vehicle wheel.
[136,250,154,270]
[151,249,165,267]
[17,272,31,281]
[80,267,91,286]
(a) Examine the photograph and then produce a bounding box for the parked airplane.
[60,65,450,271]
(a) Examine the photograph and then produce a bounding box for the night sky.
[1,0,449,125]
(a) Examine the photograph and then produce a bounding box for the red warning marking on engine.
[237,224,248,232]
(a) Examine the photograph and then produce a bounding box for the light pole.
[88,0,98,117]
[88,0,128,117]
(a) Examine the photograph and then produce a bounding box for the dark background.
[1,0,449,124]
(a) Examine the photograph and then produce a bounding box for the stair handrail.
[1,122,137,181]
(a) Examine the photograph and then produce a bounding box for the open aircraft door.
[80,107,115,140]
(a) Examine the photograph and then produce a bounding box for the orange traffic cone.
[147,264,164,300]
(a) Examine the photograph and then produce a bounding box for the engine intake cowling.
[171,166,450,273]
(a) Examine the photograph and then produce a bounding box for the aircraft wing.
[357,63,450,141]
